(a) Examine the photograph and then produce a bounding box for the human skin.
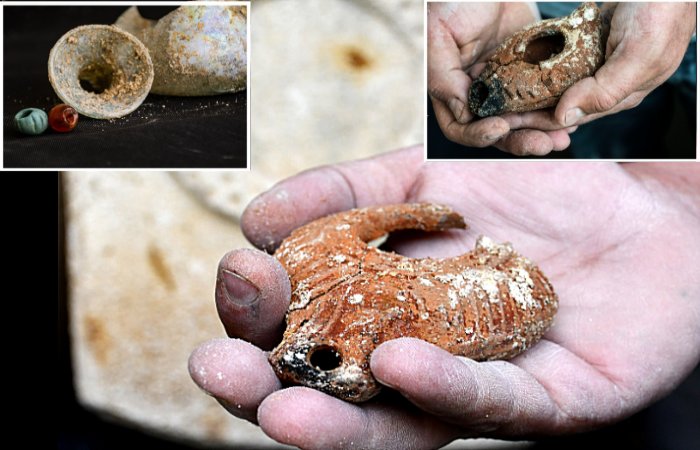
[428,2,696,156]
[553,2,697,127]
[189,146,700,449]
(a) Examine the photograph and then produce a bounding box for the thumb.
[241,146,424,251]
[555,50,640,126]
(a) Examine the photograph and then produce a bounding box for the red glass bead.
[49,104,79,132]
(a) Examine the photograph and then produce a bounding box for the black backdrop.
[3,6,247,168]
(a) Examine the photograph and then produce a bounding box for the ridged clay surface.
[270,204,558,402]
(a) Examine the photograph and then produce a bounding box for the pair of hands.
[428,2,696,155]
[189,145,700,449]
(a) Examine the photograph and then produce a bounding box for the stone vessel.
[48,5,246,119]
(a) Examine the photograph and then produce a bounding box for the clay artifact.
[269,204,558,402]
[468,2,607,117]
[48,5,246,119]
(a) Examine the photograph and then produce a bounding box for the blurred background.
[52,0,698,449]
[56,0,424,447]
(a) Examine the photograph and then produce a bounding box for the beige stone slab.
[66,172,287,447]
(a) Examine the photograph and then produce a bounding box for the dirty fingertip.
[549,129,572,151]
[448,98,468,123]
[499,130,553,156]
[216,249,290,349]
[241,187,292,251]
[242,171,356,251]
[188,338,281,421]
[370,338,440,388]
[564,107,585,126]
[463,117,509,147]
[258,387,363,450]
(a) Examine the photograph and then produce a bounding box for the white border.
[1,1,251,170]
[423,0,699,162]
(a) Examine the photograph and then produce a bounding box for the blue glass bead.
[14,108,49,135]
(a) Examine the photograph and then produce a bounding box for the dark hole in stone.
[78,62,115,94]
[470,81,489,108]
[309,345,342,371]
[523,32,566,64]
[19,110,33,119]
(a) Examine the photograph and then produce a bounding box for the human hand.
[189,146,700,449]
[428,2,577,156]
[554,2,697,127]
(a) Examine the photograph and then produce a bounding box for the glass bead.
[14,108,48,135]
[49,104,79,132]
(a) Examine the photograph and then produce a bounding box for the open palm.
[189,146,700,449]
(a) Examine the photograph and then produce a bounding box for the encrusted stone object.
[468,2,606,117]
[114,5,246,96]
[14,108,48,135]
[269,203,558,402]
[48,5,246,119]
[48,25,154,119]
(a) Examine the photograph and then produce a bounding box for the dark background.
[3,6,247,168]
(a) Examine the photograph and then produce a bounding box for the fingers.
[501,109,569,132]
[370,337,630,436]
[548,128,575,151]
[556,2,696,127]
[188,338,281,423]
[370,338,561,436]
[554,36,646,127]
[432,96,573,155]
[241,146,424,251]
[431,95,510,147]
[215,248,290,350]
[494,130,552,156]
[257,387,459,450]
[427,4,475,123]
[495,128,573,156]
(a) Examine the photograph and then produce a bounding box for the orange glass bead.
[49,104,79,132]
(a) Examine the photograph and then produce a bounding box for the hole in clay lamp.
[376,229,466,258]
[78,62,115,94]
[309,345,342,371]
[523,32,566,64]
[19,110,33,119]
[470,80,490,109]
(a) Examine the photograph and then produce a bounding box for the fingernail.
[485,133,506,142]
[448,98,466,123]
[221,269,260,306]
[565,108,584,126]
